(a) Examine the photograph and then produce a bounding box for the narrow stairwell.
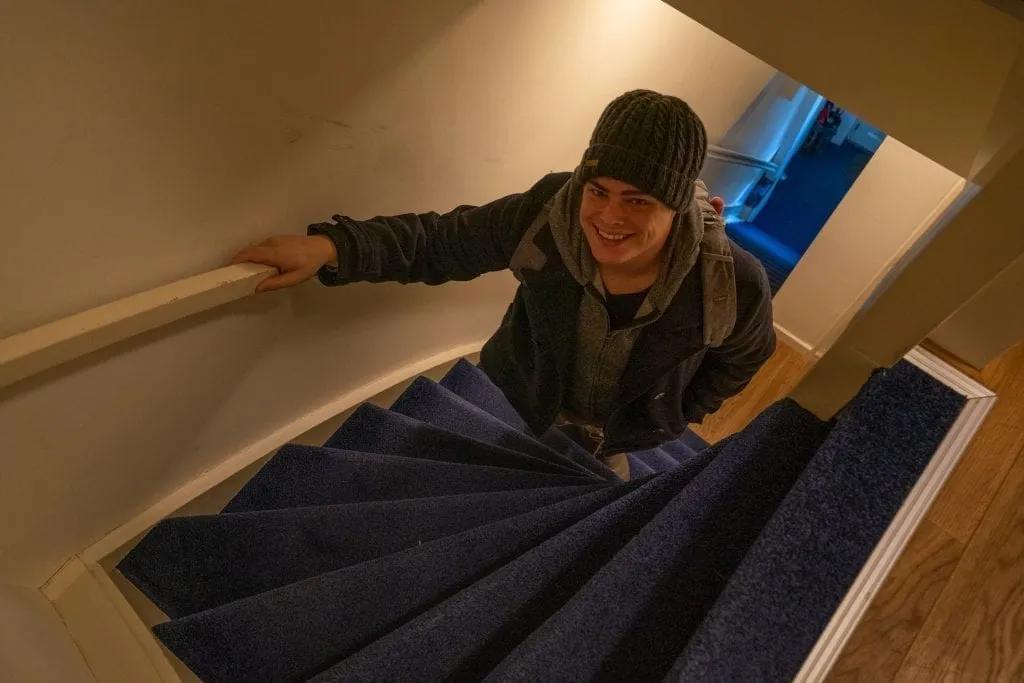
[117,358,964,682]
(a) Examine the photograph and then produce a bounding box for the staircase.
[116,357,965,682]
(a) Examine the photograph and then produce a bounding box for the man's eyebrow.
[587,180,652,198]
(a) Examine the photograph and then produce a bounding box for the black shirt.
[604,289,650,330]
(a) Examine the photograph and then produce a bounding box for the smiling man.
[233,90,775,476]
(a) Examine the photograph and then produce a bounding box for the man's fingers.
[232,245,266,265]
[710,196,725,216]
[254,268,309,293]
[232,245,283,267]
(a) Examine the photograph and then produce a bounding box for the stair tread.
[669,363,965,682]
[661,439,701,464]
[223,445,595,513]
[439,360,532,434]
[392,378,594,478]
[538,427,622,482]
[119,485,601,619]
[632,448,679,472]
[325,403,592,479]
[154,483,639,683]
[308,466,708,683]
[487,400,830,682]
[626,454,657,479]
[438,360,619,481]
[677,429,710,453]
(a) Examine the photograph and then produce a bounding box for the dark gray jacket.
[310,172,776,453]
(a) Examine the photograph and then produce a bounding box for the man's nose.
[600,198,626,225]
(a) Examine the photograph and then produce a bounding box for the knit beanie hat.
[575,90,708,212]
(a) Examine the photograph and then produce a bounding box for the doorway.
[706,86,887,295]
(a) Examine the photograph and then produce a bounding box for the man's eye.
[589,187,606,198]
[630,198,650,206]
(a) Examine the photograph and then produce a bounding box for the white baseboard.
[794,347,995,682]
[45,557,178,683]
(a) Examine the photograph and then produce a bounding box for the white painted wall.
[0,0,776,586]
[0,0,775,340]
[931,251,1024,368]
[846,121,886,154]
[970,41,1024,182]
[773,137,965,353]
[719,73,805,161]
[929,46,1024,368]
[0,585,94,683]
[831,112,860,147]
[702,73,808,211]
[770,89,825,169]
[739,89,824,223]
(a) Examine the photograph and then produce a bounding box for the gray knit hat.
[575,90,708,212]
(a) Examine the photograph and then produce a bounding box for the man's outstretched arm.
[231,175,575,293]
[232,192,534,293]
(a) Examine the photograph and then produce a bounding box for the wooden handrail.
[707,144,779,173]
[0,263,276,390]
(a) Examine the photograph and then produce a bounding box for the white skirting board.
[44,557,178,683]
[40,346,993,682]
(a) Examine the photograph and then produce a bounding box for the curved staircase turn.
[117,358,964,682]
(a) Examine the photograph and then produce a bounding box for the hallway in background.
[729,137,876,293]
[702,78,889,295]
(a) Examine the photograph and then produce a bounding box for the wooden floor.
[696,338,1024,682]
[690,339,812,445]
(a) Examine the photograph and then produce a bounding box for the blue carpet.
[630,447,679,474]
[439,361,620,481]
[755,142,874,255]
[626,453,657,478]
[666,362,965,682]
[439,360,532,434]
[118,354,963,682]
[729,142,875,293]
[326,402,587,478]
[150,483,642,682]
[725,223,795,295]
[120,486,601,619]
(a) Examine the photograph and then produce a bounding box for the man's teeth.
[598,229,628,241]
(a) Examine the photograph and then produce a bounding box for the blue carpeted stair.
[118,357,965,682]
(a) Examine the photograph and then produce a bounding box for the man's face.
[578,177,676,269]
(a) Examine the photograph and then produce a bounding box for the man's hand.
[710,196,725,216]
[231,235,338,293]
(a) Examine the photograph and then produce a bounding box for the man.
[233,90,776,475]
